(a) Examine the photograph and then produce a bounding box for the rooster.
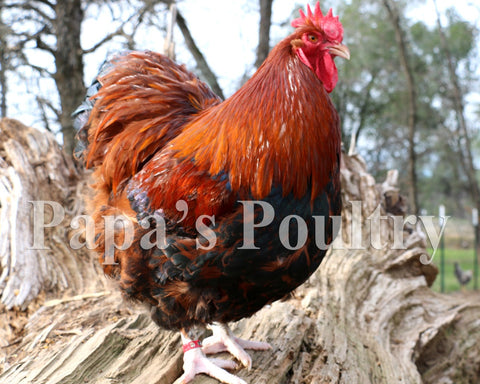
[75,3,349,383]
[454,262,472,290]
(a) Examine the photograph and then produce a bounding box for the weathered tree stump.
[0,118,106,310]
[0,119,479,383]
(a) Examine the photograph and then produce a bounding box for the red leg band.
[182,340,202,353]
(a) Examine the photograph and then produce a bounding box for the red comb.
[291,2,344,42]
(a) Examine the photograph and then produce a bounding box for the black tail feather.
[72,55,122,161]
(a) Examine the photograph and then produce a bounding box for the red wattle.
[317,53,337,93]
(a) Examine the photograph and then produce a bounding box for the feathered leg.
[174,329,246,384]
[202,323,272,370]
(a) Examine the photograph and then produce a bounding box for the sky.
[80,0,299,97]
[5,0,480,131]
[177,0,480,97]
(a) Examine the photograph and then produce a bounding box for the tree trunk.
[254,0,273,69]
[348,73,376,155]
[53,0,85,158]
[382,0,419,215]
[0,0,8,118]
[1,122,479,383]
[433,0,480,240]
[0,43,6,118]
[0,118,105,310]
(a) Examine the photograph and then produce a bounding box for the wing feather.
[80,50,221,193]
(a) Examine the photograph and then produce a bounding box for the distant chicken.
[75,2,349,383]
[454,262,472,288]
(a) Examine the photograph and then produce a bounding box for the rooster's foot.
[203,322,271,370]
[174,345,246,384]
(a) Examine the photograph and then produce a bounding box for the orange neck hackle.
[169,36,341,202]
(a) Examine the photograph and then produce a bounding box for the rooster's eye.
[308,34,318,43]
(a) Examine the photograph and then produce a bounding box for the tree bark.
[53,0,85,158]
[1,123,479,383]
[382,0,419,215]
[254,0,273,69]
[0,118,105,310]
[0,0,8,118]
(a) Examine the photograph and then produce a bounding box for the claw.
[176,328,247,384]
[203,323,272,370]
[174,347,246,384]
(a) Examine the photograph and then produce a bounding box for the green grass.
[429,247,478,293]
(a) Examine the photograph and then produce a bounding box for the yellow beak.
[328,43,350,60]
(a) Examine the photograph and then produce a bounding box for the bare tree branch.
[82,25,126,54]
[36,96,54,132]
[348,72,377,155]
[36,95,60,119]
[176,10,224,99]
[382,0,419,215]
[28,63,53,77]
[4,2,53,24]
[129,2,154,44]
[82,3,154,54]
[32,0,55,10]
[35,35,56,55]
